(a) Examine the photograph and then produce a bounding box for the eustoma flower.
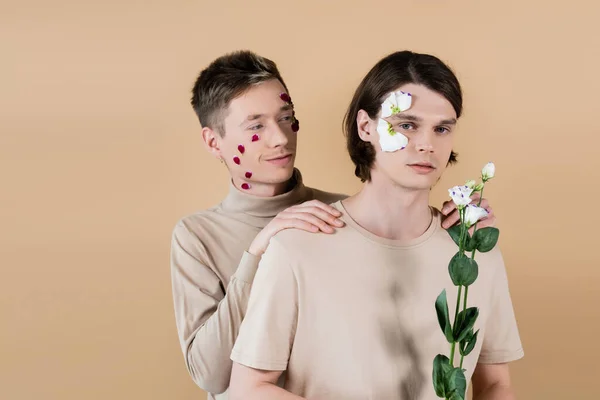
[377,90,412,152]
[481,162,495,182]
[433,163,501,400]
[447,185,473,208]
[463,204,488,228]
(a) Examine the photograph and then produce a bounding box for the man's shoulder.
[268,216,348,262]
[306,186,348,205]
[170,204,226,243]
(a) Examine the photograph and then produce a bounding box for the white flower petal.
[377,118,408,152]
[381,93,396,118]
[395,91,412,112]
[464,204,489,227]
[448,185,473,207]
[482,162,495,181]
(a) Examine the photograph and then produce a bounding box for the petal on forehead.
[395,91,412,112]
[381,93,397,118]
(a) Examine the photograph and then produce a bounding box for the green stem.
[450,208,468,366]
[458,208,467,255]
[470,186,485,258]
[458,285,469,368]
[449,284,463,366]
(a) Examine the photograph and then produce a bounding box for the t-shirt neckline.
[332,199,441,249]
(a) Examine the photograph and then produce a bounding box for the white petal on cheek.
[376,118,408,153]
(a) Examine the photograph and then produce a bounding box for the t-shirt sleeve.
[478,251,525,364]
[230,238,298,371]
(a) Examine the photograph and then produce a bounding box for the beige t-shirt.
[231,200,524,399]
[170,169,346,400]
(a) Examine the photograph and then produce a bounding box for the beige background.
[2,0,599,399]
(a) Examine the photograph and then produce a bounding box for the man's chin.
[260,165,296,184]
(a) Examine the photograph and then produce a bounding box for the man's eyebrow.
[389,113,457,125]
[439,118,457,125]
[239,105,292,126]
[389,113,422,122]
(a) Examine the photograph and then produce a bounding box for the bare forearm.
[473,383,516,400]
[235,383,306,400]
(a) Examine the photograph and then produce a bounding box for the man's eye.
[280,115,293,122]
[399,123,413,130]
[436,127,450,134]
[249,124,263,131]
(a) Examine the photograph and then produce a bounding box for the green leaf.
[448,253,479,286]
[463,329,479,356]
[435,290,454,343]
[458,328,473,357]
[448,390,464,400]
[453,307,479,343]
[464,235,476,252]
[473,227,499,252]
[447,225,462,247]
[445,367,467,400]
[432,354,452,398]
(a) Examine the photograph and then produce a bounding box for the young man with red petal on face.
[170,50,497,400]
[228,51,523,400]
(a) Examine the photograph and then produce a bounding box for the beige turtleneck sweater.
[170,169,346,400]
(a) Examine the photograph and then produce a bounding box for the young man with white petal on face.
[170,50,498,400]
[229,51,523,400]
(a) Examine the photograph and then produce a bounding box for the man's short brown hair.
[191,50,289,135]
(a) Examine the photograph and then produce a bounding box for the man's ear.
[201,127,223,160]
[356,110,374,144]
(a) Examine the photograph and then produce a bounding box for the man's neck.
[231,176,295,197]
[342,176,432,242]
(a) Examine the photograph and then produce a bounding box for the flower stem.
[470,186,485,258]
[458,285,469,368]
[449,283,463,366]
[458,208,466,255]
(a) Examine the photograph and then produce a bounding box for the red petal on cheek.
[233,156,240,165]
[251,134,260,142]
[238,145,245,154]
[241,183,250,190]
[245,171,252,178]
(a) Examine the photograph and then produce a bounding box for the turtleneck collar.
[220,169,310,218]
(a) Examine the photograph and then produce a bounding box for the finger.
[284,212,337,233]
[470,191,481,201]
[477,198,489,209]
[296,200,342,217]
[477,207,496,228]
[277,219,320,233]
[292,206,345,227]
[442,208,461,229]
[441,200,456,216]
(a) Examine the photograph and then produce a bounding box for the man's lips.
[408,161,435,168]
[408,162,436,173]
[265,153,293,161]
